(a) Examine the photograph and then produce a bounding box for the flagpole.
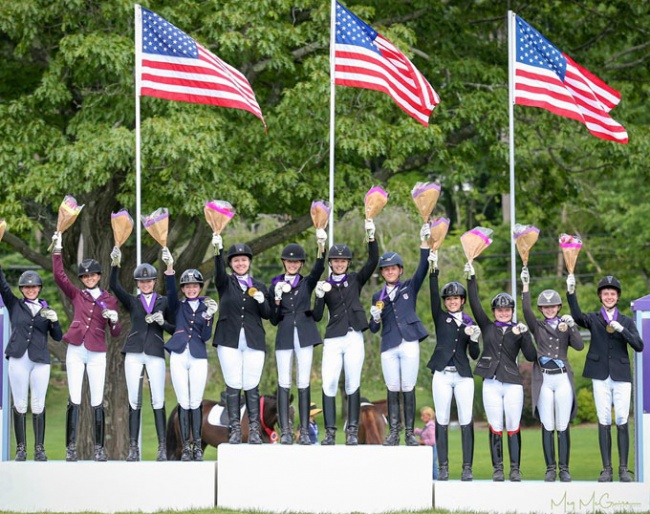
[134,4,143,266]
[508,10,517,319]
[328,0,337,248]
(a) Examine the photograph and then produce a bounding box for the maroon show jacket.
[53,253,121,352]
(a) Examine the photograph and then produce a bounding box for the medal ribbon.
[140,293,157,314]
[24,299,48,308]
[379,282,401,303]
[494,321,516,328]
[236,275,253,291]
[601,307,618,324]
[327,274,347,285]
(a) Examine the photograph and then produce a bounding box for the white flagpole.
[134,4,143,265]
[508,10,517,318]
[328,0,337,248]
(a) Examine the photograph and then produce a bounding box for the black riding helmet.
[133,263,158,281]
[227,243,253,262]
[180,269,204,285]
[491,292,515,309]
[78,259,102,277]
[597,275,621,295]
[441,281,466,299]
[281,244,306,261]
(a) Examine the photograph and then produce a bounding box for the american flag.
[513,15,627,144]
[334,2,440,127]
[136,5,265,127]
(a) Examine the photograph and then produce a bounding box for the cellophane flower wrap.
[513,224,540,266]
[56,195,84,234]
[411,182,441,223]
[111,209,134,249]
[141,208,169,248]
[311,200,331,257]
[364,186,388,220]
[461,226,493,263]
[429,217,450,252]
[0,219,6,243]
[204,200,235,234]
[559,233,582,274]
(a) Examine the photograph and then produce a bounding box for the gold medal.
[512,326,520,335]
[558,322,568,332]
[606,324,615,334]
[281,283,292,293]
[247,287,258,297]
[464,326,473,336]
[322,282,332,292]
[376,301,385,310]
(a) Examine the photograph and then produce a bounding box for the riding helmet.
[180,269,204,286]
[227,243,253,262]
[491,292,515,309]
[281,243,306,261]
[597,275,621,295]
[328,244,352,260]
[441,281,466,299]
[378,252,404,268]
[133,263,158,281]
[537,289,562,307]
[78,259,102,277]
[18,270,43,288]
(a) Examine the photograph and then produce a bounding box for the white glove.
[610,320,624,333]
[161,247,174,267]
[274,283,285,301]
[203,298,218,317]
[149,311,165,325]
[520,267,530,285]
[364,219,376,240]
[469,325,481,342]
[566,273,576,294]
[253,291,265,304]
[515,322,528,334]
[211,233,223,254]
[315,281,326,298]
[51,232,62,253]
[560,314,575,328]
[419,223,431,242]
[370,305,382,322]
[110,246,122,267]
[316,228,327,247]
[427,250,438,269]
[464,262,475,278]
[43,309,58,323]
[102,309,119,323]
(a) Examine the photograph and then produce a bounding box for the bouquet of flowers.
[559,233,582,274]
[310,200,331,257]
[48,195,84,251]
[204,200,235,254]
[429,217,450,252]
[512,224,540,266]
[411,182,441,223]
[364,186,389,220]
[461,226,493,263]
[141,208,169,248]
[0,219,6,243]
[111,209,134,249]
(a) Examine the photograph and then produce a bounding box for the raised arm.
[109,266,132,308]
[410,247,430,294]
[0,266,18,308]
[52,252,78,300]
[467,275,490,328]
[357,239,379,287]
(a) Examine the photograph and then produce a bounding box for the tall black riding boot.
[65,402,80,462]
[346,389,360,446]
[93,406,108,462]
[278,386,293,445]
[508,431,522,481]
[245,387,263,444]
[298,387,311,445]
[13,407,27,461]
[153,407,167,461]
[179,407,192,461]
[436,422,449,480]
[617,423,632,482]
[191,405,204,460]
[403,390,418,446]
[33,409,47,462]
[460,423,474,481]
[598,424,613,482]
[127,406,141,462]
[226,387,242,444]
[558,428,571,482]
[321,394,337,445]
[542,428,556,482]
[490,431,504,481]
[383,390,400,446]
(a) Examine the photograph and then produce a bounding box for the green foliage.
[575,387,598,425]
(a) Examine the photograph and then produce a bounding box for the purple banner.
[0,294,4,409]
[644,318,650,414]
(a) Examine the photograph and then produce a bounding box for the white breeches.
[217,328,265,391]
[592,377,631,426]
[277,328,314,389]
[169,347,207,410]
[8,353,50,414]
[321,330,365,396]
[124,352,167,410]
[538,373,573,431]
[66,343,106,407]
[432,370,474,426]
[482,378,523,433]
[381,340,420,392]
